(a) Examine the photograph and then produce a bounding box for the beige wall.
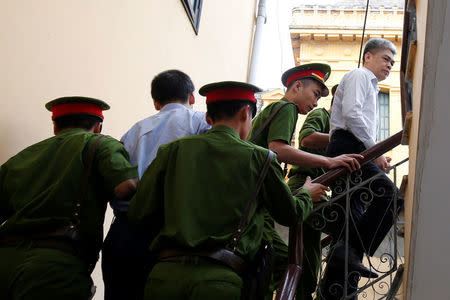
[402,0,427,295]
[1,1,257,298]
[0,0,257,164]
[404,0,450,299]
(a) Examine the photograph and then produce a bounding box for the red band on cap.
[206,88,257,104]
[286,70,325,87]
[51,103,104,120]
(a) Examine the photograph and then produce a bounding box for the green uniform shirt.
[128,125,312,261]
[248,98,298,147]
[0,128,137,258]
[288,108,330,180]
[286,108,331,300]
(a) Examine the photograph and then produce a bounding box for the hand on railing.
[311,131,404,186]
[276,130,404,300]
[374,155,391,171]
[301,176,329,202]
[326,153,363,171]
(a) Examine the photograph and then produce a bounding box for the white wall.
[408,1,450,299]
[249,0,295,90]
[0,0,256,163]
[1,1,257,298]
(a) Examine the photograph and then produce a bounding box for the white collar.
[362,67,380,91]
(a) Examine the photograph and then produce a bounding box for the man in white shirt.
[102,69,210,300]
[319,38,403,299]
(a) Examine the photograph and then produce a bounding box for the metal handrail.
[275,130,404,300]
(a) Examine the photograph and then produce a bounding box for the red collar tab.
[206,88,257,104]
[286,69,325,87]
[51,103,104,120]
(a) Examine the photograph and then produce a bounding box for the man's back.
[0,126,137,300]
[0,128,136,253]
[129,125,304,260]
[102,98,209,300]
[121,103,210,178]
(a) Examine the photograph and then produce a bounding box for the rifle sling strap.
[249,102,296,143]
[70,135,106,227]
[228,150,275,251]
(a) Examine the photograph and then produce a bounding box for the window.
[378,92,390,141]
[181,0,203,35]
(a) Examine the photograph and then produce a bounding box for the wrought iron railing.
[276,131,406,300]
[313,157,407,299]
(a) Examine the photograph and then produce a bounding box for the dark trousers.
[325,129,403,255]
[318,130,403,299]
[0,245,93,300]
[102,214,155,300]
[145,260,242,300]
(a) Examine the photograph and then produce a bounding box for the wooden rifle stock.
[275,223,304,300]
[275,130,403,300]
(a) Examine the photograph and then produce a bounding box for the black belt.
[159,248,248,276]
[332,129,365,145]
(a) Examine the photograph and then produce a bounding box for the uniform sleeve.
[93,135,138,192]
[267,104,298,145]
[297,109,328,146]
[127,143,169,231]
[260,154,313,226]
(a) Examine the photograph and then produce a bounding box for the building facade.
[265,2,409,298]
[263,1,408,177]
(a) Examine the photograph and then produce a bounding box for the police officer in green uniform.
[286,84,338,300]
[248,64,362,298]
[0,96,138,300]
[128,81,329,300]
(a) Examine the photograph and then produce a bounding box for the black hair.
[151,69,195,106]
[207,100,256,123]
[286,77,315,91]
[54,114,102,131]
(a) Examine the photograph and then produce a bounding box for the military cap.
[199,81,262,104]
[281,63,331,97]
[45,96,110,120]
[198,81,262,103]
[331,84,339,97]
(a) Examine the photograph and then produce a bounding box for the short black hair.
[286,78,315,91]
[151,69,195,106]
[207,100,256,123]
[54,114,102,131]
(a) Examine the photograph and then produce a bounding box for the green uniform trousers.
[144,259,243,300]
[268,223,321,300]
[286,175,323,300]
[266,174,323,300]
[0,243,92,300]
[264,215,321,300]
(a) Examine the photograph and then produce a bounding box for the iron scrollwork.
[311,158,408,299]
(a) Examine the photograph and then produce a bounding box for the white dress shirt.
[121,103,211,178]
[330,67,380,149]
[111,103,211,213]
